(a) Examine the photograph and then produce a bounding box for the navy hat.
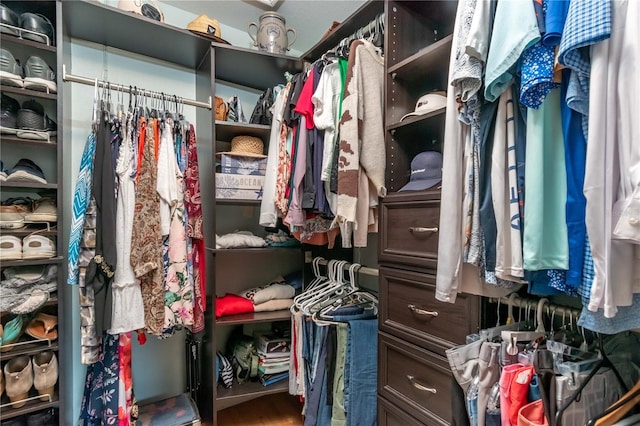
[399,151,442,191]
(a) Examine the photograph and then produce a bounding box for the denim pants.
[331,324,348,426]
[344,318,377,426]
[304,326,329,426]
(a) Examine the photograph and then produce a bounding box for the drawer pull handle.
[408,304,439,317]
[406,375,437,394]
[408,227,438,234]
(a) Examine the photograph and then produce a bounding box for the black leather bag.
[249,87,275,126]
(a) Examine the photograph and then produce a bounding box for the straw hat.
[187,14,230,45]
[218,135,266,158]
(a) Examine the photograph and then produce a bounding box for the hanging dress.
[157,118,193,334]
[130,118,164,335]
[110,113,146,334]
[184,124,205,333]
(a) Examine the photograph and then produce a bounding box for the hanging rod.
[62,64,211,110]
[333,12,384,51]
[316,258,378,277]
[488,294,582,319]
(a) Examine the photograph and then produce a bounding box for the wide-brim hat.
[187,14,230,45]
[217,135,266,158]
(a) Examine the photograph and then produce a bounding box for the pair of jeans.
[304,326,329,426]
[331,324,348,426]
[344,319,377,426]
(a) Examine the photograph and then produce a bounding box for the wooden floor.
[213,393,304,426]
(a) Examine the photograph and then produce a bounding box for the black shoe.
[2,415,27,426]
[16,99,57,137]
[0,3,20,36]
[1,93,20,134]
[25,408,57,426]
[19,12,54,46]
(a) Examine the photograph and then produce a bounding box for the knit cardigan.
[336,40,386,241]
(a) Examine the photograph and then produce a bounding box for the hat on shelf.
[117,0,164,22]
[399,151,442,192]
[400,91,447,122]
[187,14,230,45]
[218,135,266,158]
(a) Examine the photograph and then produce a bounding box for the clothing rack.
[62,64,212,110]
[316,258,379,277]
[488,294,582,320]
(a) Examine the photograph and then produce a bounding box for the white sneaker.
[0,235,22,260]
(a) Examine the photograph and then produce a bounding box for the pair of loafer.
[0,4,55,46]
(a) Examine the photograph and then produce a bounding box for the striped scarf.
[67,132,97,285]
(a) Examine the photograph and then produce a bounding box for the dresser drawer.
[379,267,479,355]
[379,332,452,425]
[378,396,427,426]
[379,192,440,270]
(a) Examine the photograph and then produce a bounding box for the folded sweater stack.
[215,275,296,318]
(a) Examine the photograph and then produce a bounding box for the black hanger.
[556,334,629,426]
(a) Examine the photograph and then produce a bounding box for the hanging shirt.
[585,0,640,318]
[523,88,569,272]
[260,84,290,228]
[484,0,540,102]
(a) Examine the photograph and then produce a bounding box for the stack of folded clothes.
[215,275,297,318]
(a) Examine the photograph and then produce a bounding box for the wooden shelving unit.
[0,1,63,423]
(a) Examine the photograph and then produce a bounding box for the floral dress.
[157,119,193,335]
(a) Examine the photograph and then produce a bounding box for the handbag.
[229,334,259,384]
[249,86,275,126]
[215,96,228,121]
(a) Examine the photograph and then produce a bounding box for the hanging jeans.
[344,318,377,426]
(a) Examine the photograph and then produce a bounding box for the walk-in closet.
[0,0,638,425]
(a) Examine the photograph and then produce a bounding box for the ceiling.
[164,0,366,53]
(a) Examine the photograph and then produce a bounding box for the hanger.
[300,260,350,315]
[556,334,629,426]
[292,257,330,312]
[588,379,640,425]
[311,263,365,316]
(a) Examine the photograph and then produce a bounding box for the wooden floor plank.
[215,393,303,426]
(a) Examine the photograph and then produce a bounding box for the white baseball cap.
[400,91,447,122]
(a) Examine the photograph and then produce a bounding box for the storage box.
[216,173,265,200]
[137,393,201,425]
[220,154,267,176]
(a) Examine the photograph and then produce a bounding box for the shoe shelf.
[0,389,58,421]
[0,85,56,100]
[0,181,57,190]
[0,339,58,362]
[0,33,57,53]
[0,135,57,147]
[0,228,57,237]
[0,256,64,267]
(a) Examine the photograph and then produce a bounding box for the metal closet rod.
[316,258,379,277]
[62,64,211,110]
[488,294,582,319]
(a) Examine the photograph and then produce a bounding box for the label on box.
[216,173,265,200]
[215,188,263,200]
